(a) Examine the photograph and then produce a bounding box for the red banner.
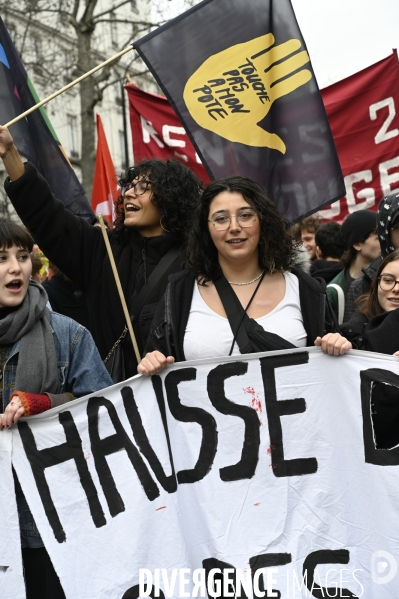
[125,83,210,184]
[320,50,399,221]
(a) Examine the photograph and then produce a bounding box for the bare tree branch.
[71,0,80,20]
[0,0,200,197]
[92,0,131,20]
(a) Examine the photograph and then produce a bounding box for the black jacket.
[309,259,343,283]
[4,163,183,380]
[145,268,338,360]
[42,275,90,329]
[341,308,399,354]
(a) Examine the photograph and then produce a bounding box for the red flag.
[91,114,119,225]
[125,83,210,184]
[320,50,399,221]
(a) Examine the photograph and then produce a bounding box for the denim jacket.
[5,311,113,548]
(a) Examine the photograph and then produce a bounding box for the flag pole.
[97,213,142,365]
[4,45,134,128]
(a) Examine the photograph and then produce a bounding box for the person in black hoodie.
[345,191,399,319]
[137,177,350,375]
[0,124,202,382]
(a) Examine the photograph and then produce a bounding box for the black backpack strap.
[213,272,264,354]
[131,245,181,321]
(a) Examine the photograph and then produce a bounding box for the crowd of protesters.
[1,120,399,596]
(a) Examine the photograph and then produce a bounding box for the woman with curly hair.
[0,125,202,382]
[138,176,350,374]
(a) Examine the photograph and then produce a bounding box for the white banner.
[2,348,399,598]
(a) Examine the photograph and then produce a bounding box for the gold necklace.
[228,271,264,286]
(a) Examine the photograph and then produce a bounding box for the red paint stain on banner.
[254,502,260,507]
[243,386,263,424]
[156,506,166,511]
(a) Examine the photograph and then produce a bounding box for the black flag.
[134,0,345,222]
[0,18,94,221]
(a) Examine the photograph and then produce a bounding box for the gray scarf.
[0,281,60,394]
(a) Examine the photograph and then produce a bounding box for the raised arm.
[0,125,25,180]
[0,126,102,291]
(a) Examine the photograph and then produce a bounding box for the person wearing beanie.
[345,192,399,320]
[326,209,380,323]
[0,220,112,599]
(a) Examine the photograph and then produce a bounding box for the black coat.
[145,268,338,360]
[42,275,90,330]
[309,259,343,284]
[4,163,183,379]
[341,308,399,355]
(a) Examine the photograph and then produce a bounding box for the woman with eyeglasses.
[0,125,202,382]
[138,177,351,375]
[341,249,399,355]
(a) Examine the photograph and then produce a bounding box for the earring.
[160,215,170,233]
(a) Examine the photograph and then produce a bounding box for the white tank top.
[183,272,307,361]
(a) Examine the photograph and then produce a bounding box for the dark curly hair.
[185,176,295,283]
[114,158,203,241]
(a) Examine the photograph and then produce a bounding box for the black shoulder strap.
[213,274,253,354]
[131,245,181,321]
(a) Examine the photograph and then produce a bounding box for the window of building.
[110,11,118,48]
[67,114,79,158]
[31,36,40,62]
[115,84,123,106]
[31,36,42,75]
[119,130,128,169]
[62,49,73,84]
[7,23,17,44]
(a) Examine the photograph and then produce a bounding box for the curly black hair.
[185,176,295,283]
[114,158,203,241]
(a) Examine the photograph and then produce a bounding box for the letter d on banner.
[139,569,153,596]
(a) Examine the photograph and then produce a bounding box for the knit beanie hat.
[341,210,377,250]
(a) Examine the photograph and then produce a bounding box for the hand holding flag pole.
[97,213,142,366]
[3,45,134,128]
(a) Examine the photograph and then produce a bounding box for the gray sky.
[292,0,399,88]
[162,0,399,89]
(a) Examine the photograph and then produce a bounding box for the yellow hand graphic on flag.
[183,34,312,154]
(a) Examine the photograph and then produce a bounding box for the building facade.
[0,0,159,218]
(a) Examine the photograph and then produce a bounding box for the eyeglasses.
[208,211,258,231]
[122,179,151,197]
[378,274,399,291]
